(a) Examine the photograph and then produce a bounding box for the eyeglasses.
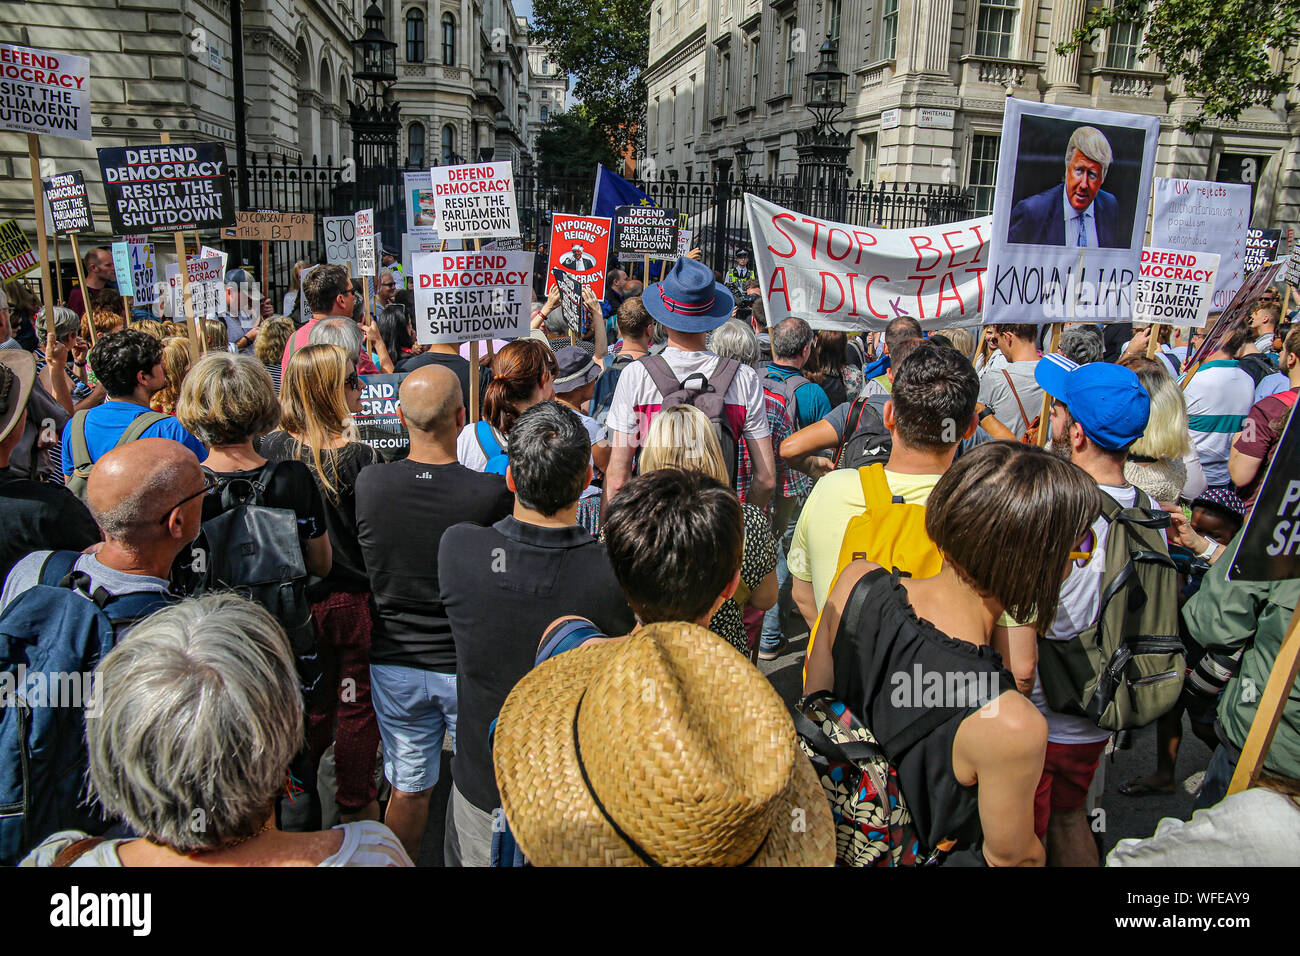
[1069,528,1096,568]
[156,475,216,524]
[345,371,361,390]
[342,286,357,298]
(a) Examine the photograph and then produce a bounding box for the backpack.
[1035,490,1184,731]
[640,354,742,485]
[1238,352,1277,387]
[834,396,892,470]
[763,368,811,427]
[589,352,637,425]
[475,420,511,476]
[66,409,169,502]
[999,370,1039,443]
[184,462,323,708]
[0,551,174,865]
[834,464,944,583]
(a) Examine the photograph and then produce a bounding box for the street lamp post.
[348,5,401,236]
[797,40,850,221]
[734,141,752,185]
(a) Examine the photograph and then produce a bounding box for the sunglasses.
[342,286,357,298]
[345,371,361,390]
[157,475,216,524]
[1069,528,1096,568]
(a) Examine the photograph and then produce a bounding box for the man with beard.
[997,355,1151,866]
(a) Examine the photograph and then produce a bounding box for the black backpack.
[184,462,323,708]
[640,354,742,486]
[834,395,893,470]
[1237,352,1277,387]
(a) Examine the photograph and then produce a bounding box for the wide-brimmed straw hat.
[0,350,36,444]
[493,621,835,867]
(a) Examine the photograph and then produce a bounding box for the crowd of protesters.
[0,237,1296,870]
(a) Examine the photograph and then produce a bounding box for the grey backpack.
[66,409,169,502]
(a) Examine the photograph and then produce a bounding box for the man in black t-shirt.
[439,401,635,866]
[355,366,514,861]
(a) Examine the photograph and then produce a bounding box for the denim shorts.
[369,663,458,794]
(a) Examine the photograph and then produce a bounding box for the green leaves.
[535,108,623,180]
[1057,0,1300,132]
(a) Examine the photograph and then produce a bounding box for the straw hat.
[493,622,835,867]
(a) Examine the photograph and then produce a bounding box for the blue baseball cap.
[1034,354,1150,451]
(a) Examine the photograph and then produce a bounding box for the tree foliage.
[530,0,650,157]
[535,108,623,181]
[1058,0,1300,132]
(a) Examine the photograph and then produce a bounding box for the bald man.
[355,365,515,860]
[0,438,203,628]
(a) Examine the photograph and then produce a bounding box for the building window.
[862,132,878,183]
[750,37,760,106]
[1106,9,1146,69]
[1215,152,1267,214]
[826,0,841,44]
[689,75,697,132]
[441,13,456,65]
[974,0,1018,58]
[969,134,1000,215]
[541,57,548,74]
[408,123,425,166]
[441,124,456,165]
[784,18,797,95]
[721,51,731,113]
[879,0,899,60]
[405,9,424,63]
[540,105,548,123]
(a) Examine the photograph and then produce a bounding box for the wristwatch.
[978,407,995,422]
[1197,537,1220,560]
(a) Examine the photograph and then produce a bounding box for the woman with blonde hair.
[1119,357,1207,505]
[254,315,297,393]
[283,260,307,317]
[261,343,381,825]
[131,318,166,340]
[203,317,229,352]
[639,404,777,658]
[150,336,194,415]
[456,337,556,473]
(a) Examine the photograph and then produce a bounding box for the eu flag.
[591,164,657,220]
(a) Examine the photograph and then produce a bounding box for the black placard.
[97,142,237,234]
[41,170,94,235]
[1230,405,1300,582]
[612,205,679,257]
[1243,228,1281,276]
[354,374,409,462]
[553,268,584,334]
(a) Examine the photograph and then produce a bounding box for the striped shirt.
[1183,359,1256,487]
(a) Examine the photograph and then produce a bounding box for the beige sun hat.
[0,350,36,444]
[493,621,835,867]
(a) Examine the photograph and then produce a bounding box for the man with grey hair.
[1008,125,1121,247]
[0,438,202,626]
[1058,324,1104,366]
[308,316,365,358]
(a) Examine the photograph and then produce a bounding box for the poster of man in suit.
[983,98,1159,325]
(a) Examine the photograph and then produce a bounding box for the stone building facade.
[644,0,1300,233]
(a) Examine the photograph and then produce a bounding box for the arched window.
[441,13,456,65]
[406,9,425,62]
[540,105,548,123]
[441,124,456,165]
[408,123,425,166]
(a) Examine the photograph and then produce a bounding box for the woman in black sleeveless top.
[805,441,1102,866]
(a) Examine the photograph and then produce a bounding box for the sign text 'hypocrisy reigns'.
[745,194,992,331]
[412,250,532,345]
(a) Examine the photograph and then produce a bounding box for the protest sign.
[401,233,441,293]
[1288,253,1300,288]
[1132,248,1219,327]
[199,245,228,279]
[0,220,37,280]
[1182,259,1282,377]
[746,194,991,331]
[483,238,523,251]
[404,171,438,244]
[412,249,532,345]
[111,241,134,297]
[1243,228,1281,276]
[0,43,92,141]
[546,214,611,298]
[355,208,377,277]
[354,373,410,462]
[129,242,158,306]
[428,161,520,240]
[296,264,318,323]
[553,269,584,334]
[98,143,237,233]
[983,98,1159,325]
[323,215,359,273]
[219,211,314,242]
[677,228,693,260]
[613,205,679,257]
[1152,178,1250,309]
[1230,408,1300,582]
[165,255,224,318]
[41,171,94,235]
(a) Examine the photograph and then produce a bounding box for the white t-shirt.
[1031,483,1138,745]
[456,422,506,473]
[975,348,1008,380]
[1182,360,1256,487]
[605,346,770,442]
[1107,789,1300,867]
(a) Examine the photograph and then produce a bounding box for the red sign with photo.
[547,214,611,299]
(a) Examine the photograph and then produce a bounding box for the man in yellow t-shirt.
[789,342,981,627]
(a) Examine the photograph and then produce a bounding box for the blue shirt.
[765,362,832,430]
[61,399,208,476]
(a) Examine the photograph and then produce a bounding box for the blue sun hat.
[643,256,734,334]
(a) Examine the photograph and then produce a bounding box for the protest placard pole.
[362,275,372,326]
[1227,602,1300,795]
[1145,324,1162,359]
[643,254,650,286]
[67,233,96,347]
[122,294,132,327]
[25,135,56,326]
[160,132,203,361]
[1282,284,1293,328]
[52,232,64,305]
[469,238,481,423]
[260,240,270,313]
[1035,323,1061,446]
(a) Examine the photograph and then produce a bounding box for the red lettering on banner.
[910,235,941,271]
[852,231,877,265]
[802,218,824,260]
[935,271,966,316]
[968,223,987,264]
[844,273,861,316]
[965,267,987,311]
[768,266,792,310]
[768,215,798,258]
[910,275,935,318]
[942,230,971,268]
[864,275,890,320]
[819,273,844,312]
[825,228,853,262]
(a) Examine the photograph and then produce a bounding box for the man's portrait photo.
[1008,127,1121,247]
[560,243,596,270]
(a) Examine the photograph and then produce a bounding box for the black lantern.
[805,40,847,130]
[352,4,397,89]
[734,141,752,180]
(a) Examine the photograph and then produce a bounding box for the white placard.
[428,161,520,240]
[0,43,92,140]
[165,255,225,318]
[1132,247,1220,327]
[1151,178,1251,310]
[323,215,360,274]
[355,208,376,277]
[412,249,532,344]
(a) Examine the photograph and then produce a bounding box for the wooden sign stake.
[25,134,56,328]
[1227,602,1300,795]
[643,253,650,286]
[1036,323,1062,446]
[160,132,203,361]
[1145,323,1162,359]
[52,231,64,305]
[469,238,481,424]
[123,294,133,327]
[261,239,270,316]
[67,233,96,347]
